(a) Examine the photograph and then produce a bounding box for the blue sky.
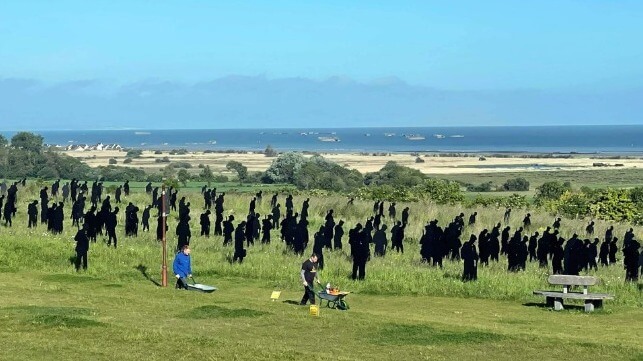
[0,1,642,129]
[2,0,642,89]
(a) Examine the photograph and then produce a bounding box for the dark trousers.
[175,277,189,289]
[433,257,443,268]
[75,251,88,270]
[233,249,246,263]
[392,241,404,253]
[300,285,316,305]
[352,259,366,280]
[107,229,117,247]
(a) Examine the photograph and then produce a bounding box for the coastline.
[61,149,643,175]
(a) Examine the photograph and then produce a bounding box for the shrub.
[94,165,147,182]
[294,156,363,192]
[364,161,425,187]
[169,149,188,155]
[262,152,306,184]
[466,182,494,192]
[108,158,118,165]
[535,181,572,203]
[173,162,192,169]
[502,177,529,191]
[415,178,464,204]
[126,149,143,158]
[264,145,278,157]
[213,175,229,183]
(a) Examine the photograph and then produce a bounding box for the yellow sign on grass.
[309,305,319,317]
[270,291,281,301]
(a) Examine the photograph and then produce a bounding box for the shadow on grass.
[283,300,301,305]
[135,264,161,287]
[42,274,97,283]
[370,323,507,346]
[29,314,106,328]
[523,302,587,312]
[184,305,269,319]
[4,306,106,329]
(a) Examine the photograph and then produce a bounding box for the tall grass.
[0,185,641,307]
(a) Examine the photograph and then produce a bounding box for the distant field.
[433,168,643,191]
[61,149,643,176]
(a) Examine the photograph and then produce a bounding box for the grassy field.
[0,183,642,360]
[433,168,643,190]
[1,271,642,361]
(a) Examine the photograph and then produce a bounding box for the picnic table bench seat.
[533,275,614,312]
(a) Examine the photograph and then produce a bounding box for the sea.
[2,125,643,154]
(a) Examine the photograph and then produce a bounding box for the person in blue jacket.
[173,244,192,289]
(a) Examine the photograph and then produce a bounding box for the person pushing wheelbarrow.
[300,253,321,305]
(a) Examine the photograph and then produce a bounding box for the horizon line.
[0,124,640,132]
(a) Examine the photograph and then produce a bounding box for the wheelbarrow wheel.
[337,299,349,310]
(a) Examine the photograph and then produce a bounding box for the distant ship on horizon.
[318,136,341,142]
[405,134,426,140]
[433,134,446,139]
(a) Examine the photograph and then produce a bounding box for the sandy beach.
[61,150,643,175]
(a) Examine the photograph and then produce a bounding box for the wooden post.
[161,185,168,287]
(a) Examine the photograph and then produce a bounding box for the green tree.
[199,165,215,186]
[294,156,362,191]
[262,152,306,184]
[11,132,44,153]
[162,164,176,181]
[0,134,7,147]
[226,160,248,182]
[177,169,191,186]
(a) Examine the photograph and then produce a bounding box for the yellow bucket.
[309,305,319,317]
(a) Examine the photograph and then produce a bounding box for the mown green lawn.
[0,271,641,361]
